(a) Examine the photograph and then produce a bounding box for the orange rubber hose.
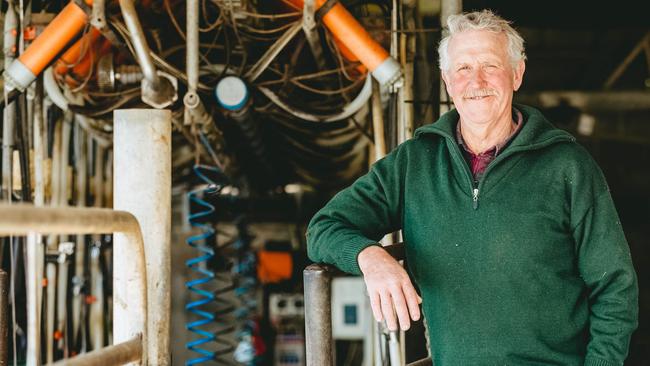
[18,2,90,76]
[287,0,389,71]
[55,27,103,76]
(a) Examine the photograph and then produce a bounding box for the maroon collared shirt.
[456,108,524,181]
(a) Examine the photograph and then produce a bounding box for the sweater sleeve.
[306,148,404,275]
[573,188,638,366]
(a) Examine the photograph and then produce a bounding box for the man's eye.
[458,66,470,71]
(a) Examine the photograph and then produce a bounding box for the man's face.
[441,30,525,125]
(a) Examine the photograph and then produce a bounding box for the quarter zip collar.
[415,104,575,151]
[415,104,576,209]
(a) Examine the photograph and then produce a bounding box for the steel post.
[304,264,336,366]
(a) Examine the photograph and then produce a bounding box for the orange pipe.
[287,0,389,71]
[19,1,90,76]
[55,27,103,75]
[59,38,112,87]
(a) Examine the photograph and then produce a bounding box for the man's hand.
[358,245,422,331]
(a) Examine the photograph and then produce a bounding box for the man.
[307,10,638,366]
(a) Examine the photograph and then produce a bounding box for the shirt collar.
[456,107,524,157]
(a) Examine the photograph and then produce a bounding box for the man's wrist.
[357,244,385,274]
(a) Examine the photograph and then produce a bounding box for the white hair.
[438,10,527,72]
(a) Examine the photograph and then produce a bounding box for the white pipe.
[2,3,18,200]
[89,145,105,350]
[0,204,149,365]
[186,0,199,94]
[43,67,69,111]
[388,331,402,366]
[371,80,386,161]
[114,109,171,366]
[56,243,73,354]
[26,80,46,366]
[72,124,87,349]
[89,245,104,350]
[46,118,63,366]
[46,262,57,365]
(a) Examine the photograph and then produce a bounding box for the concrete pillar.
[114,109,171,365]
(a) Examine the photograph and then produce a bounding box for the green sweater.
[307,105,638,366]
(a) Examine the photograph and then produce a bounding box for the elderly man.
[307,10,638,366]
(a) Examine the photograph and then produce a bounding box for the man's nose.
[469,68,487,86]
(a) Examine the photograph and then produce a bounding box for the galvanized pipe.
[118,0,156,83]
[114,109,171,366]
[0,270,8,366]
[2,2,18,200]
[52,336,143,366]
[118,0,175,108]
[304,264,336,366]
[71,123,87,348]
[371,80,387,160]
[89,144,105,351]
[0,204,149,365]
[26,79,45,366]
[186,0,199,94]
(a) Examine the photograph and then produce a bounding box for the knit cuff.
[337,237,381,275]
[584,357,622,366]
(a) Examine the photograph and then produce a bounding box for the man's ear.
[512,60,525,91]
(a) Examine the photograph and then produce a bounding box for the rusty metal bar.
[304,243,405,365]
[51,336,142,366]
[0,204,148,365]
[304,263,336,366]
[406,357,433,366]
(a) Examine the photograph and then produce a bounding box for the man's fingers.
[380,290,398,331]
[402,283,421,321]
[391,287,411,330]
[369,290,383,322]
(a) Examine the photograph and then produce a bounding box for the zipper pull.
[472,188,479,210]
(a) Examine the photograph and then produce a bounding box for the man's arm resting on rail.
[306,144,421,330]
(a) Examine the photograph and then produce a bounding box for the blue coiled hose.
[185,164,229,365]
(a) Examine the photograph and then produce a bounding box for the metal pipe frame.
[118,0,156,82]
[0,205,148,365]
[51,336,142,366]
[304,242,431,365]
[118,0,175,108]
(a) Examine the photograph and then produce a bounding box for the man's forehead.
[447,30,509,61]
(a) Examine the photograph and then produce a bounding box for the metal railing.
[0,205,148,365]
[303,242,432,366]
